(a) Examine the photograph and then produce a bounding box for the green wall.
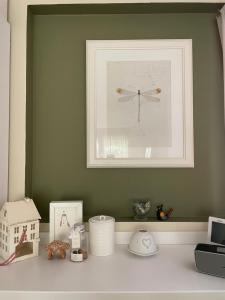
[26,4,225,222]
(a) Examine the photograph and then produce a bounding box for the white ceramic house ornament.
[0,198,41,263]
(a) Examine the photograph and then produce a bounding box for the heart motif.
[142,238,151,249]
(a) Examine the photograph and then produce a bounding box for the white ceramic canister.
[89,215,115,256]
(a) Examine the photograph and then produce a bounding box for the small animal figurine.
[46,240,70,260]
[156,204,173,221]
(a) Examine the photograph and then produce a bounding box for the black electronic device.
[195,243,225,278]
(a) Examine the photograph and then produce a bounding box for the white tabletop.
[0,245,225,300]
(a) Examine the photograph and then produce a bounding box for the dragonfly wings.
[118,95,137,102]
[116,88,138,102]
[141,88,161,102]
[116,88,137,96]
[141,88,161,96]
[116,87,161,102]
[142,95,160,102]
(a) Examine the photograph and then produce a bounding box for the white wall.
[0,0,7,19]
[0,1,10,206]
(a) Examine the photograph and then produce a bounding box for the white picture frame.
[208,216,225,245]
[49,201,83,242]
[86,39,194,168]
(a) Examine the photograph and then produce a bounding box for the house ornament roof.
[0,198,41,225]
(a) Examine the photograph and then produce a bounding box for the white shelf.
[0,245,225,300]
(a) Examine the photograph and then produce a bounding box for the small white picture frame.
[49,201,83,242]
[208,216,225,245]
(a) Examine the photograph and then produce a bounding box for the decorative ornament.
[46,240,70,259]
[132,199,151,220]
[0,198,41,264]
[156,204,173,221]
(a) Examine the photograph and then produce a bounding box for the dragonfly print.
[116,87,162,123]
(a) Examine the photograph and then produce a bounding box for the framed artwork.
[49,201,83,242]
[86,39,194,168]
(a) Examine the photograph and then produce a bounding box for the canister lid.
[89,215,115,223]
